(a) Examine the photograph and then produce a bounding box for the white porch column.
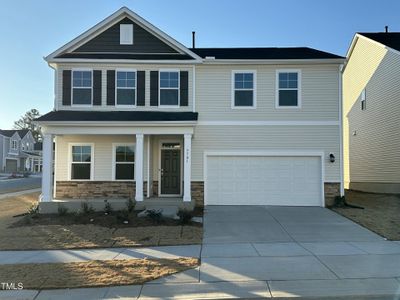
[183,133,192,202]
[135,134,144,202]
[41,134,53,202]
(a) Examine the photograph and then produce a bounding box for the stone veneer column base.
[324,182,341,206]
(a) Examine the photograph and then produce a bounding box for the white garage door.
[205,155,322,206]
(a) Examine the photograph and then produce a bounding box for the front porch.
[38,124,199,213]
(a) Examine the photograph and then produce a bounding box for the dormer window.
[120,24,133,45]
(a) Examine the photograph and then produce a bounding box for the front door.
[161,148,181,195]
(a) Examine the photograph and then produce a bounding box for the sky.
[0,0,399,129]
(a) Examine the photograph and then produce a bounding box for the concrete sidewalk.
[0,245,201,264]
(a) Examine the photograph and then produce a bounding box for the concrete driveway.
[198,205,400,297]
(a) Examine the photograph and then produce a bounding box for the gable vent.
[120,24,133,45]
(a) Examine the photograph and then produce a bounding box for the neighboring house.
[33,142,43,172]
[35,7,345,211]
[343,32,400,194]
[0,129,39,173]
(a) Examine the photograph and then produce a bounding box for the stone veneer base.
[54,181,338,208]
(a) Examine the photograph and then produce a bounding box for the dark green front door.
[161,149,181,195]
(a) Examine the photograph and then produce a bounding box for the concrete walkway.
[1,206,400,299]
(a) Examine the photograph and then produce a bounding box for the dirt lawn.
[0,258,198,290]
[0,193,203,250]
[332,190,400,240]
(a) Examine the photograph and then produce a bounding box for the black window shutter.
[93,70,102,106]
[180,71,189,106]
[107,70,115,106]
[62,70,71,106]
[150,71,159,106]
[137,71,145,106]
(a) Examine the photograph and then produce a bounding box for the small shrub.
[57,204,68,216]
[104,201,112,214]
[177,209,193,225]
[116,209,130,222]
[333,195,346,208]
[126,198,135,213]
[27,203,39,218]
[146,209,163,224]
[80,202,94,215]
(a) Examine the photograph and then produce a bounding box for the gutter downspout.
[339,64,345,196]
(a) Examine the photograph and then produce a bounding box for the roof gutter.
[34,120,198,127]
[201,58,346,65]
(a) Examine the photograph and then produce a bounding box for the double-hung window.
[71,145,92,180]
[159,71,179,106]
[116,70,136,106]
[11,140,17,150]
[114,144,135,180]
[232,71,256,108]
[72,70,92,105]
[276,70,301,108]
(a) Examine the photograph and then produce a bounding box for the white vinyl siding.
[343,36,400,186]
[192,125,340,183]
[55,135,148,181]
[196,64,339,121]
[56,64,193,111]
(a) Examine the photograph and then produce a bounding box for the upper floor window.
[120,24,133,45]
[361,89,366,110]
[232,71,256,108]
[116,70,136,106]
[276,70,301,108]
[11,140,17,150]
[72,70,92,105]
[159,71,179,106]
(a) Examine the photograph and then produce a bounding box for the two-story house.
[0,129,38,173]
[35,7,345,212]
[343,31,400,194]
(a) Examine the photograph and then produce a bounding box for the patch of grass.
[0,258,199,290]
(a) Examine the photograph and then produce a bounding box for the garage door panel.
[206,155,322,206]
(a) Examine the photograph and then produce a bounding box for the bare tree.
[13,109,41,141]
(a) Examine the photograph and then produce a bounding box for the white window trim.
[231,70,257,109]
[159,69,180,108]
[112,143,136,181]
[71,68,93,107]
[68,143,94,181]
[115,69,137,108]
[275,69,302,109]
[10,140,18,150]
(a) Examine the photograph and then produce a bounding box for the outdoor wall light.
[329,153,335,163]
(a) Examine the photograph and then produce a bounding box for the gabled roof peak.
[45,7,202,63]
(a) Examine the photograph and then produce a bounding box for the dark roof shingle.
[189,47,344,60]
[35,111,198,122]
[0,129,29,138]
[358,32,400,52]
